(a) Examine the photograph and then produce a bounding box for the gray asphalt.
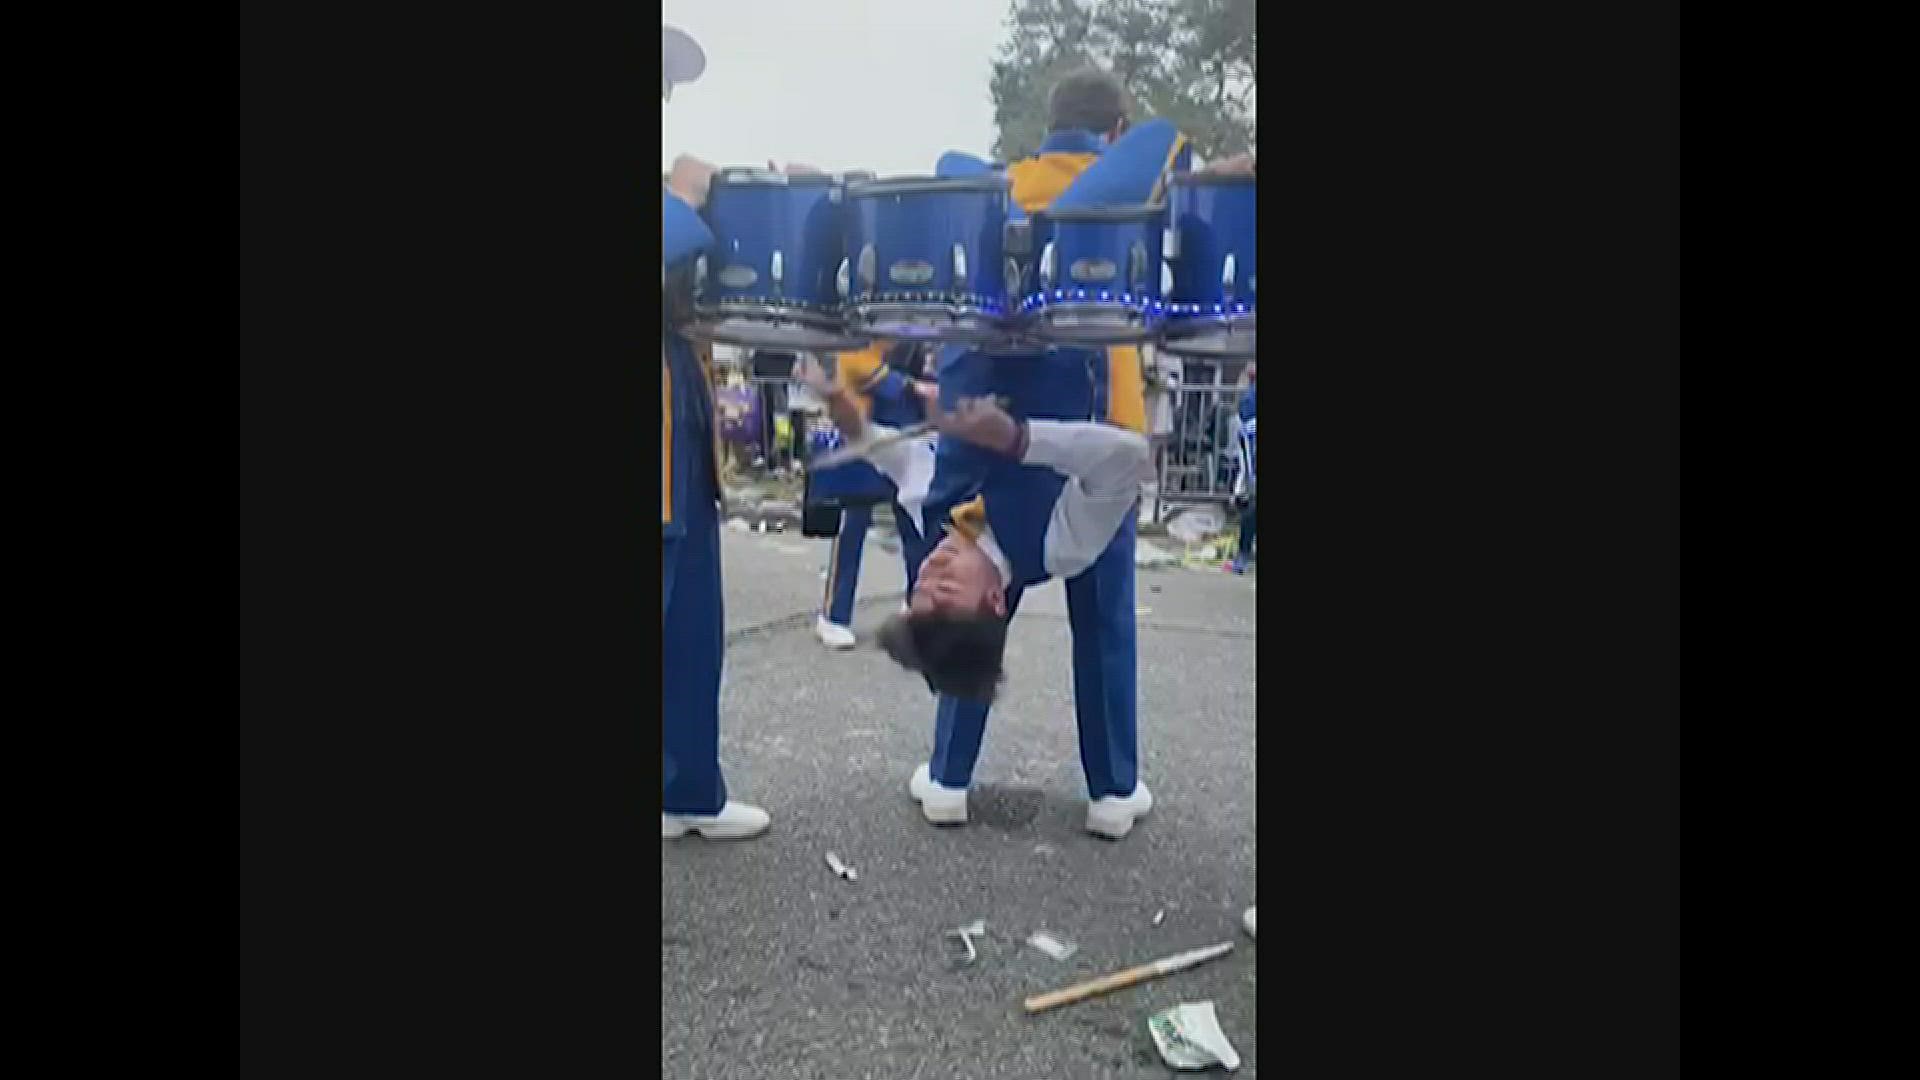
[664,521,1259,1079]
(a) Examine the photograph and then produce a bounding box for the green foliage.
[989,0,1256,163]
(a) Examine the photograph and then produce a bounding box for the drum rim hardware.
[845,175,1011,198]
[1167,172,1258,189]
[1034,202,1168,224]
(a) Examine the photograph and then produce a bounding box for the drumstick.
[805,420,938,470]
[1022,941,1234,1014]
[806,395,1012,471]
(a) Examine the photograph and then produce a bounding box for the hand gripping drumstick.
[805,395,1012,472]
[1022,940,1235,1014]
[805,419,940,471]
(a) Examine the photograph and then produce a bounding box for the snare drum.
[689,168,872,351]
[1162,174,1256,357]
[1023,204,1169,345]
[843,176,1017,345]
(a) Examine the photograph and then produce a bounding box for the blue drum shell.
[1164,173,1256,356]
[1166,174,1257,319]
[699,171,849,313]
[1022,203,1169,345]
[844,175,1014,342]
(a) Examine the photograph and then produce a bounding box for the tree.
[988,0,1255,163]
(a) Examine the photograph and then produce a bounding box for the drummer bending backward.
[899,70,1196,842]
[798,365,1144,664]
[796,352,1155,711]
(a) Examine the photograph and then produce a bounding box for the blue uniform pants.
[662,457,728,815]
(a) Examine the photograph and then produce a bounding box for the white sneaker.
[1242,906,1256,939]
[814,616,857,650]
[661,800,772,840]
[908,763,969,825]
[1085,782,1154,839]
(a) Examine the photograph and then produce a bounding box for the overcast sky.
[662,0,1008,177]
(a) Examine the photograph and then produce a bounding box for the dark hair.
[1048,67,1129,135]
[876,611,1008,702]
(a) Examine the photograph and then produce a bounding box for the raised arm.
[797,354,932,489]
[662,155,717,276]
[1051,117,1189,209]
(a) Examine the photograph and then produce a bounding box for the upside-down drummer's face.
[909,535,1006,618]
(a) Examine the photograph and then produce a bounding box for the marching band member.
[1228,362,1257,574]
[660,24,769,840]
[895,68,1194,840]
[813,342,938,649]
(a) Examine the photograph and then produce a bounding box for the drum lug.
[1221,253,1236,300]
[771,249,784,297]
[858,245,876,292]
[951,243,968,287]
[836,257,851,300]
[1129,241,1149,292]
[1163,226,1180,261]
[1040,242,1056,290]
[694,255,708,294]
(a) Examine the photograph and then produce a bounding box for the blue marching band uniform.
[913,119,1193,838]
[812,343,934,646]
[663,23,1207,842]
[1231,378,1257,573]
[660,188,738,824]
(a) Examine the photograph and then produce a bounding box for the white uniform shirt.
[859,420,1153,587]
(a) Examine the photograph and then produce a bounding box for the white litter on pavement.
[1026,931,1078,961]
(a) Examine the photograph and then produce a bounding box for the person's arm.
[797,355,930,487]
[932,399,1152,579]
[868,346,940,415]
[662,155,716,276]
[1022,420,1155,500]
[936,150,997,179]
[1051,118,1188,209]
[1027,419,1153,579]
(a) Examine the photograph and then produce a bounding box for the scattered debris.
[1152,909,1167,927]
[1147,1001,1242,1071]
[727,517,752,533]
[1164,505,1225,545]
[1023,941,1235,1014]
[1032,843,1057,857]
[945,919,987,965]
[824,852,857,881]
[1025,931,1078,961]
[1134,539,1181,569]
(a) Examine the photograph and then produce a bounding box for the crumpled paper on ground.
[1147,1001,1241,1071]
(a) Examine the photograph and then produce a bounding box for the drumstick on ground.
[1022,941,1235,1014]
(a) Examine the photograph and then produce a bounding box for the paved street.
[663,520,1259,1079]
